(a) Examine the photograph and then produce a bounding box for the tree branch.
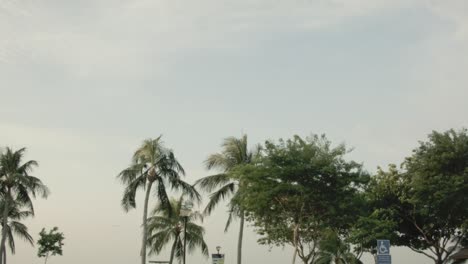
[409,246,436,261]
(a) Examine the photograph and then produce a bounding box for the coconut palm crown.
[195,135,259,264]
[117,137,200,264]
[147,196,208,264]
[0,199,34,263]
[0,147,49,264]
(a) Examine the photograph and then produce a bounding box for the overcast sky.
[1,0,468,263]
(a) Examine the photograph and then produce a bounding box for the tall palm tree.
[117,137,200,264]
[0,199,34,264]
[147,197,208,264]
[0,147,49,264]
[195,135,259,264]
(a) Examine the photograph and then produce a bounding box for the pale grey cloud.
[1,1,467,264]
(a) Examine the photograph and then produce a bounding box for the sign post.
[376,240,391,264]
[212,254,225,264]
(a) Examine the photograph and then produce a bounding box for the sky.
[1,0,468,263]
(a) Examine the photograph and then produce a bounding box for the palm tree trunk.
[2,247,5,264]
[169,236,178,264]
[0,192,10,264]
[141,180,154,264]
[237,210,244,264]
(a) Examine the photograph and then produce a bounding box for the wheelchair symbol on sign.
[379,241,389,254]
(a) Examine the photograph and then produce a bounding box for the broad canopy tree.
[348,165,405,262]
[234,135,369,264]
[351,129,468,264]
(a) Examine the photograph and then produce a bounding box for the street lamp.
[180,201,193,264]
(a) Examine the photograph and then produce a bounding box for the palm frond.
[156,177,172,216]
[204,153,230,171]
[18,160,38,175]
[168,178,201,203]
[10,221,34,245]
[117,163,146,185]
[7,227,15,254]
[224,201,240,232]
[133,136,164,164]
[185,229,209,257]
[147,228,174,254]
[204,183,236,215]
[14,175,49,199]
[194,174,231,193]
[121,175,146,211]
[162,151,185,176]
[147,216,175,228]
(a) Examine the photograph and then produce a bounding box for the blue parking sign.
[377,254,391,264]
[377,240,390,255]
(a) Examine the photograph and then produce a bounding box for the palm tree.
[0,199,34,264]
[195,135,259,264]
[147,197,208,264]
[117,137,200,264]
[0,147,49,264]
[315,230,362,264]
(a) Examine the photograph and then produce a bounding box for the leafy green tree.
[235,163,323,264]
[0,199,34,264]
[0,147,49,264]
[37,227,65,264]
[315,229,362,264]
[195,135,259,264]
[357,129,468,264]
[401,129,468,263]
[147,197,208,264]
[118,137,200,264]
[348,165,402,262]
[235,135,369,264]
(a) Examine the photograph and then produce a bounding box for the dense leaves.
[351,129,468,264]
[235,135,369,264]
[37,227,65,264]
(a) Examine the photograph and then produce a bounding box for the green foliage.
[147,197,208,264]
[117,137,200,214]
[117,137,200,264]
[315,229,362,264]
[37,227,65,263]
[0,199,34,254]
[400,129,468,263]
[351,129,468,264]
[348,165,404,256]
[0,147,49,214]
[235,135,369,264]
[0,147,49,264]
[195,135,260,225]
[195,135,259,264]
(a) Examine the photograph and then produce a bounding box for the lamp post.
[180,201,193,264]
